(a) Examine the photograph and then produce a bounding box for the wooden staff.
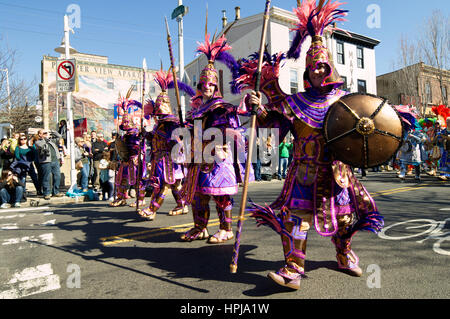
[165,17,184,127]
[230,0,272,274]
[135,59,147,212]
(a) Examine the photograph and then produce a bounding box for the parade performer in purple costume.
[109,92,146,208]
[235,0,384,289]
[180,33,252,244]
[137,68,195,220]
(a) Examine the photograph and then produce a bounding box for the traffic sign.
[171,5,188,19]
[57,58,76,92]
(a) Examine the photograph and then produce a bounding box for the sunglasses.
[20,138,27,140]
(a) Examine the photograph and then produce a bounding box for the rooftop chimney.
[235,6,240,20]
[222,10,227,29]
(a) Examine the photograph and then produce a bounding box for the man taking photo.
[35,129,64,200]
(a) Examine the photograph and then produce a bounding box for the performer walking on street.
[235,0,385,289]
[180,31,252,244]
[109,90,146,208]
[137,68,194,220]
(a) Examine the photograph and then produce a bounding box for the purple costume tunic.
[181,97,251,203]
[116,126,145,187]
[250,87,383,238]
[147,116,184,189]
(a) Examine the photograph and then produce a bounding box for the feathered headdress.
[191,31,241,108]
[431,104,450,128]
[231,51,287,105]
[394,104,419,132]
[288,0,348,59]
[115,86,142,130]
[288,0,348,90]
[144,67,195,121]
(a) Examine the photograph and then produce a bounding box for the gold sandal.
[207,230,234,244]
[168,206,189,216]
[180,227,209,242]
[129,200,145,207]
[109,199,127,207]
[138,208,156,220]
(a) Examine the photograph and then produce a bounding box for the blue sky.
[0,0,449,99]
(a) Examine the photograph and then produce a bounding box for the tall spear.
[135,58,147,212]
[165,17,184,127]
[230,0,272,274]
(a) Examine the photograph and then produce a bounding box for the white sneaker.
[1,203,11,209]
[13,203,21,208]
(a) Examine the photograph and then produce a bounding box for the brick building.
[377,62,450,116]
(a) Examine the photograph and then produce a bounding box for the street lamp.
[54,37,78,56]
[0,68,11,113]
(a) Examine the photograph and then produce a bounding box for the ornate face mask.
[198,61,221,99]
[303,36,343,90]
[155,90,173,116]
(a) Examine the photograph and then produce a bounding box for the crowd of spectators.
[0,122,117,208]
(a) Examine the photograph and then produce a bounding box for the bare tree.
[0,37,39,133]
[391,34,423,113]
[418,10,450,106]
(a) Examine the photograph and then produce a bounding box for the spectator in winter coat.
[35,129,64,200]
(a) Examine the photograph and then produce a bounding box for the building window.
[336,41,345,64]
[150,83,156,94]
[425,81,432,103]
[289,31,295,48]
[357,46,364,69]
[132,80,138,91]
[357,79,367,94]
[441,86,447,103]
[193,75,197,88]
[290,69,298,94]
[341,75,348,91]
[107,78,114,90]
[219,69,224,95]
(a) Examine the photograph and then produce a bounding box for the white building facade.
[184,6,380,108]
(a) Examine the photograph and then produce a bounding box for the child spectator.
[99,151,114,201]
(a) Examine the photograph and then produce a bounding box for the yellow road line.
[371,184,429,197]
[100,216,248,246]
[100,183,431,246]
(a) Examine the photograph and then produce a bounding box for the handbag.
[430,145,441,160]
[75,160,84,170]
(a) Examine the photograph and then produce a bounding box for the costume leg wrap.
[214,195,233,231]
[277,210,312,278]
[116,184,128,199]
[137,182,146,201]
[192,193,210,230]
[147,184,169,213]
[331,214,360,270]
[171,180,185,208]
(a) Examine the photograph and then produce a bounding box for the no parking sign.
[56,58,77,92]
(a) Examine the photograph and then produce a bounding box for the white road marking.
[0,263,61,299]
[0,206,51,214]
[0,212,53,220]
[1,233,55,250]
[0,223,18,230]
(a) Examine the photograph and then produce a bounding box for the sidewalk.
[16,178,87,208]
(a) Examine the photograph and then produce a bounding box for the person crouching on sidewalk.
[0,169,24,208]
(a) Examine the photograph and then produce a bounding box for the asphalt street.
[1,171,449,304]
